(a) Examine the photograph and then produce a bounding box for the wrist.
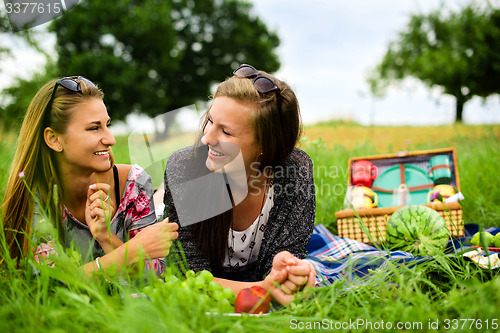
[94,257,111,283]
[254,280,265,289]
[262,273,278,292]
[121,235,141,266]
[94,230,117,250]
[94,231,111,243]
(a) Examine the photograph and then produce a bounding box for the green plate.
[372,164,433,207]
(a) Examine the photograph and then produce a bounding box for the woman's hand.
[83,219,179,277]
[262,251,316,305]
[86,183,116,239]
[275,252,316,294]
[129,218,179,259]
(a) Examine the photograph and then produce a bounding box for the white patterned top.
[223,184,274,272]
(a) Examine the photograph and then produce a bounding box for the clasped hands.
[263,251,316,305]
[86,183,115,240]
[85,183,179,258]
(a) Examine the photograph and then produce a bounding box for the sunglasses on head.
[232,64,283,126]
[233,64,280,94]
[42,76,97,127]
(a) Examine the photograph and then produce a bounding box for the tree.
[51,0,280,135]
[0,62,57,127]
[368,3,500,122]
[0,11,13,57]
[0,11,49,127]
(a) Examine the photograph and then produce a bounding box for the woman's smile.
[208,146,225,158]
[202,96,261,175]
[94,150,111,158]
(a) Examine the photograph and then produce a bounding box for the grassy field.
[1,122,499,332]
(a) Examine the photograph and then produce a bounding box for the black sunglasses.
[233,64,283,125]
[233,64,280,94]
[42,76,97,127]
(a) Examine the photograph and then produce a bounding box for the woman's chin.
[205,158,226,173]
[93,161,113,172]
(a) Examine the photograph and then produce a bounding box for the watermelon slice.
[385,205,450,256]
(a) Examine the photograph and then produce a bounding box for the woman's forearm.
[82,238,141,276]
[82,220,178,277]
[213,277,264,294]
[94,232,125,254]
[213,269,292,305]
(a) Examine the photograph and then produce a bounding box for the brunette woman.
[164,65,315,304]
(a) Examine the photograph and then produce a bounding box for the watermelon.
[385,205,450,256]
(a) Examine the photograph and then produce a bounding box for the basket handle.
[372,183,434,193]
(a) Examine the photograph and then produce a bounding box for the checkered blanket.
[305,223,499,287]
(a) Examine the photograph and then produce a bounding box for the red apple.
[234,286,271,314]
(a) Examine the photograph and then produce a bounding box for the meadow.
[0,122,499,332]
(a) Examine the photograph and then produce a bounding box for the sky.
[1,0,499,127]
[248,0,500,126]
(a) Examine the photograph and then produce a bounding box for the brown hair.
[191,71,302,268]
[1,78,106,262]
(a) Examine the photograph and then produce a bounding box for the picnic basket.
[335,148,464,245]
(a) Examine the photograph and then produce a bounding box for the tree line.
[1,0,499,127]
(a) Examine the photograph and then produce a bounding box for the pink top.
[32,164,164,276]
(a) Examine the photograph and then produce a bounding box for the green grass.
[0,124,17,201]
[1,123,499,332]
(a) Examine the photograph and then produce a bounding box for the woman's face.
[202,96,261,176]
[57,98,116,173]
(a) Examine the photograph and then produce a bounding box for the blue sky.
[248,0,500,125]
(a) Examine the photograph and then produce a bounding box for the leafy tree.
[0,11,12,56]
[368,3,500,122]
[0,61,57,127]
[51,0,280,135]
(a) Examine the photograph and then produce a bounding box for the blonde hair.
[1,78,107,261]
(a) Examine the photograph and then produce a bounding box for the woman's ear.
[43,127,63,152]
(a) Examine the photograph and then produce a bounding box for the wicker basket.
[336,148,464,244]
[336,202,464,245]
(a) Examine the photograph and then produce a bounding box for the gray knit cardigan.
[163,146,315,281]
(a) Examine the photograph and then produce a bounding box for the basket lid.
[372,164,433,207]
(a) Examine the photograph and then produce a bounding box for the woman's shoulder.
[110,164,146,201]
[272,148,312,186]
[165,146,209,181]
[112,164,153,194]
[114,164,155,208]
[121,164,151,183]
[167,146,206,166]
[284,148,313,169]
[115,164,133,180]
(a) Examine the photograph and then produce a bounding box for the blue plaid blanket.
[305,223,499,287]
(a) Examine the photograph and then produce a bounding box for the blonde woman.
[1,76,178,276]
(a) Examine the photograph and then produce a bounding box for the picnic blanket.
[305,223,499,287]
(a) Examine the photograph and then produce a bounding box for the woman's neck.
[231,169,271,231]
[58,163,108,208]
[246,171,269,196]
